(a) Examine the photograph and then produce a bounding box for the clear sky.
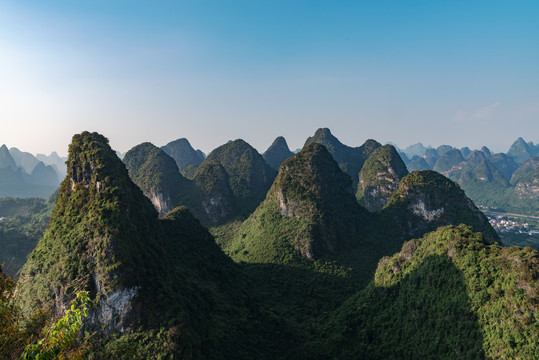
[1,0,538,156]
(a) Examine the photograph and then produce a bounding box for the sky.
[1,0,538,156]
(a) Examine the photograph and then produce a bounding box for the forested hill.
[1,130,538,359]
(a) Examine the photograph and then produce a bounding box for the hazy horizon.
[0,128,532,160]
[1,1,538,157]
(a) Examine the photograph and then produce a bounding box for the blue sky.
[1,0,538,156]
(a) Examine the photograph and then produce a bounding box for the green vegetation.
[432,149,465,172]
[193,139,277,224]
[123,142,200,217]
[318,225,539,359]
[161,138,204,171]
[508,137,537,165]
[0,194,56,275]
[7,131,539,358]
[262,136,294,170]
[304,128,381,184]
[381,170,499,243]
[406,155,430,171]
[356,145,408,212]
[22,291,89,360]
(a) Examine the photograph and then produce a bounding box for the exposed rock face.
[95,287,140,334]
[356,145,408,212]
[515,179,539,198]
[408,195,445,221]
[381,170,498,243]
[263,136,294,170]
[161,138,205,171]
[195,139,277,223]
[123,142,195,217]
[194,160,236,224]
[239,143,366,260]
[18,132,163,335]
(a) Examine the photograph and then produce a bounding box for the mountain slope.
[380,170,499,243]
[356,145,408,212]
[9,148,40,174]
[433,149,465,173]
[123,142,198,217]
[510,156,539,200]
[161,138,205,171]
[304,128,381,181]
[508,137,534,164]
[17,132,279,359]
[423,148,440,168]
[406,155,430,172]
[229,143,367,262]
[195,139,277,223]
[319,225,538,359]
[489,153,519,182]
[262,136,294,170]
[0,145,17,171]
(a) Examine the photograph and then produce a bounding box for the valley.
[1,129,537,359]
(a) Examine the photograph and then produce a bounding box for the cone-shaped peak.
[383,170,498,243]
[466,150,488,164]
[263,136,294,170]
[19,131,159,333]
[161,138,204,171]
[0,144,17,170]
[234,143,366,260]
[357,145,408,212]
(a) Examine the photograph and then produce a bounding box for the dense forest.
[0,130,538,359]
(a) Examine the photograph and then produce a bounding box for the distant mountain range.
[0,145,64,198]
[396,138,539,216]
[3,130,538,358]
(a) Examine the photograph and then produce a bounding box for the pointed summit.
[508,137,533,164]
[17,132,260,356]
[357,145,408,212]
[480,146,492,157]
[19,131,160,332]
[230,143,366,261]
[0,145,17,170]
[457,151,509,187]
[28,161,60,186]
[263,136,294,170]
[304,128,381,180]
[161,138,204,171]
[9,147,40,174]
